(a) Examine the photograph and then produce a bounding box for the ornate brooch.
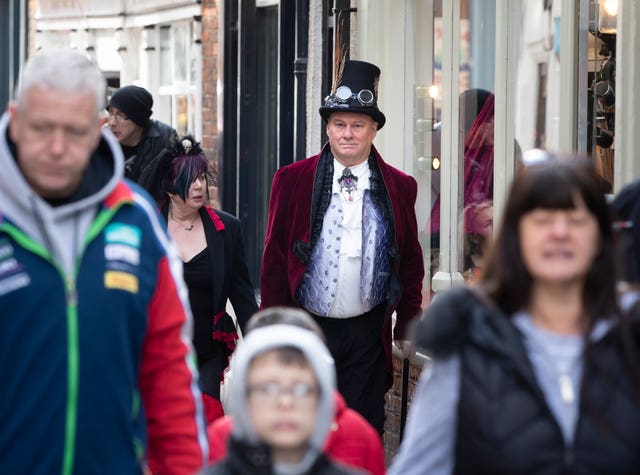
[337,168,358,202]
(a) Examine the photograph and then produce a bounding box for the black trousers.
[312,303,387,434]
[198,356,223,400]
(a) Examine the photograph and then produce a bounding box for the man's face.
[106,106,143,147]
[326,111,377,167]
[9,86,104,199]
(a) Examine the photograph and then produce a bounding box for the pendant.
[559,374,575,404]
[338,168,358,201]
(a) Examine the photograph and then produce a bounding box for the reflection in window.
[429,89,495,284]
[416,1,496,296]
[174,24,188,82]
[160,26,171,87]
[157,21,199,137]
[463,200,493,282]
[589,3,616,191]
[176,95,188,136]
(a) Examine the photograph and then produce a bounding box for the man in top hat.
[260,60,425,434]
[106,85,178,182]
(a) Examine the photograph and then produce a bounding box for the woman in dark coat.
[139,135,258,423]
[391,156,640,475]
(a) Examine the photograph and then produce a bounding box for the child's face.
[246,350,319,457]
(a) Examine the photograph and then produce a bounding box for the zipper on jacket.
[61,206,123,475]
[61,275,79,475]
[0,222,79,475]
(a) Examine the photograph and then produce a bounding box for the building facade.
[33,0,205,147]
[214,0,639,302]
[0,0,28,108]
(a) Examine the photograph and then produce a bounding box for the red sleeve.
[260,167,293,308]
[207,416,233,463]
[140,256,208,475]
[325,407,386,475]
[393,175,425,340]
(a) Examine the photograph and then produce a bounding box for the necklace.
[170,211,198,231]
[558,373,575,404]
[531,324,582,405]
[337,167,359,202]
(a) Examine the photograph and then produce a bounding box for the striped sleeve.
[135,193,209,475]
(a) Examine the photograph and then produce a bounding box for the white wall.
[356,0,409,172]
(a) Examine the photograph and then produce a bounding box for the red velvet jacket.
[207,392,386,475]
[260,144,424,381]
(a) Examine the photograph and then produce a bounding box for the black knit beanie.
[107,85,153,128]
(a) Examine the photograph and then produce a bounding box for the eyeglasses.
[247,382,319,405]
[107,110,130,122]
[325,86,375,107]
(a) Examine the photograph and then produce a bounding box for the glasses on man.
[107,110,130,122]
[247,382,319,405]
[324,85,375,107]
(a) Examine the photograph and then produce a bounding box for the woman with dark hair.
[429,88,495,235]
[139,136,258,424]
[390,156,640,474]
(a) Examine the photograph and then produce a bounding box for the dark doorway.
[0,0,26,110]
[222,0,307,294]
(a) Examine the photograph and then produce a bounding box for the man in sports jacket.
[0,49,208,475]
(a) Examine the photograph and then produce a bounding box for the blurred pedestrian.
[200,320,366,475]
[107,84,178,181]
[207,307,386,475]
[0,49,208,474]
[611,178,640,283]
[261,59,424,434]
[390,156,640,474]
[138,134,257,424]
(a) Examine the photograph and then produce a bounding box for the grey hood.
[0,112,125,275]
[229,324,336,475]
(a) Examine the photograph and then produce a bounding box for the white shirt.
[328,158,371,318]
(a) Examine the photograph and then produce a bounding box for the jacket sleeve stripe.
[133,192,209,472]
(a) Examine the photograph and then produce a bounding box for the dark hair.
[138,134,210,204]
[246,306,326,342]
[164,153,208,201]
[481,156,617,324]
[482,155,640,413]
[267,346,310,367]
[460,88,493,139]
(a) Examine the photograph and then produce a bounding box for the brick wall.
[201,0,220,208]
[383,350,427,465]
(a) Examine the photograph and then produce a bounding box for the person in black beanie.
[106,84,178,182]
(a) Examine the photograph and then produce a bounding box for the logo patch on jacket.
[105,223,141,247]
[104,223,141,270]
[105,244,140,266]
[104,271,139,293]
[0,239,31,296]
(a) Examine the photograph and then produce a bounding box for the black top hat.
[319,60,386,130]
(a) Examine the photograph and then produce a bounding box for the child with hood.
[201,324,365,475]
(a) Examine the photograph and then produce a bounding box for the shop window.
[413,0,496,296]
[588,0,616,191]
[535,63,548,149]
[157,22,200,137]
